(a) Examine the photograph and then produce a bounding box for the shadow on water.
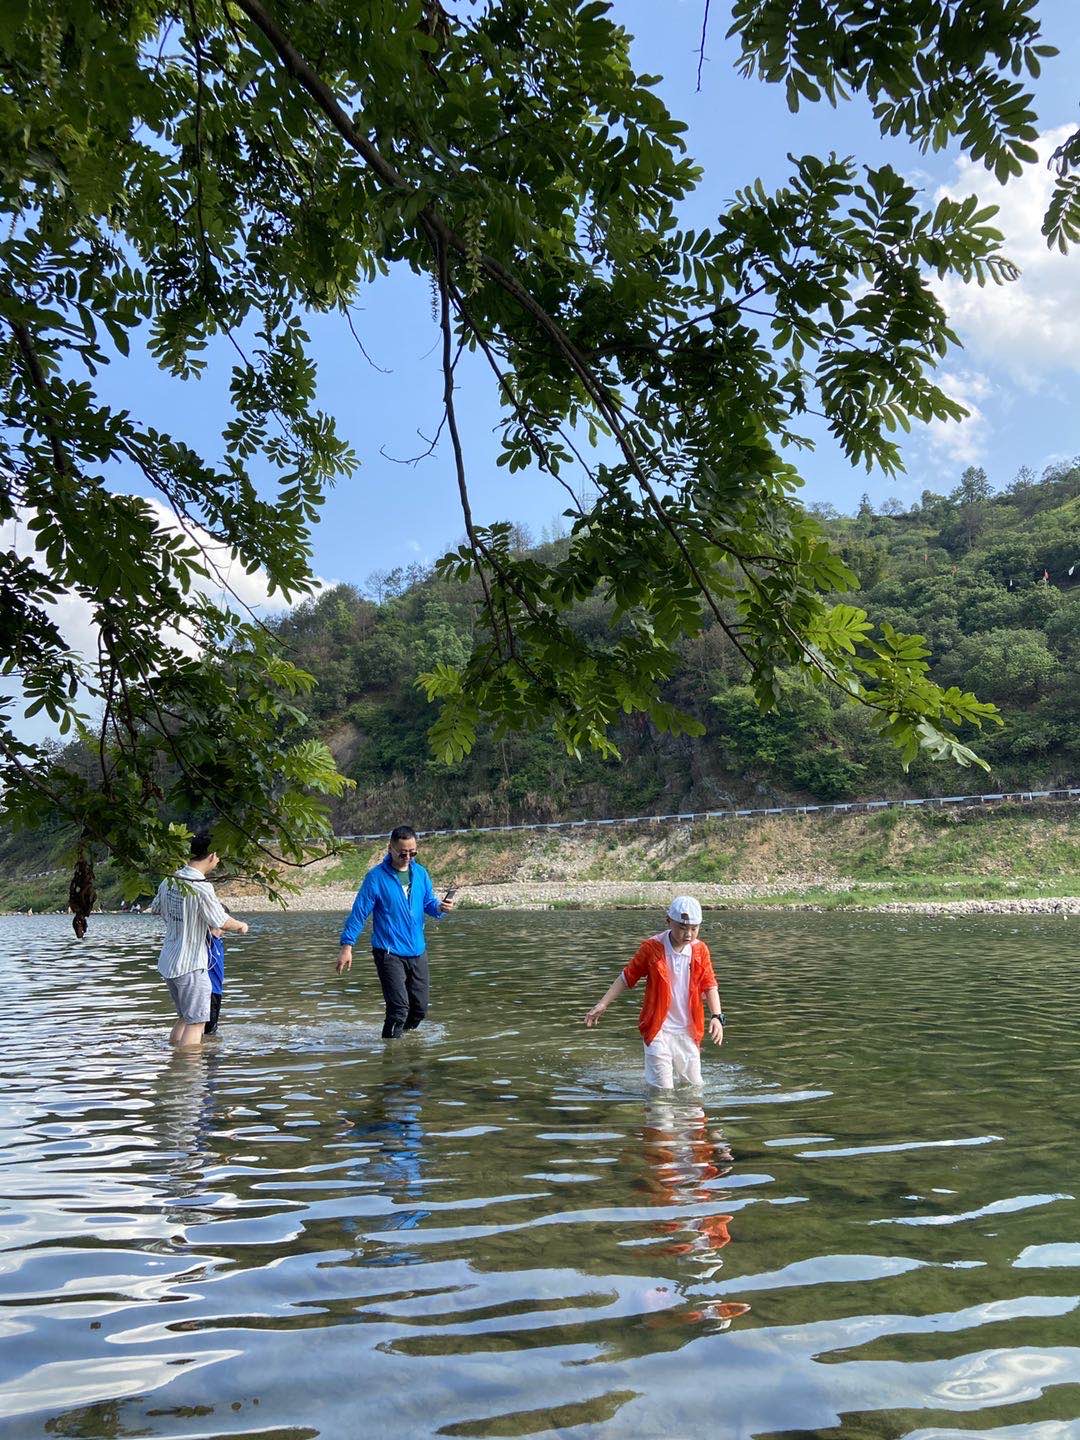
[0,908,1077,1438]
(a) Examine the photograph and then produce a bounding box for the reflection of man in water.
[347,1067,430,1251]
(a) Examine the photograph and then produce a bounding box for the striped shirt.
[150,865,229,979]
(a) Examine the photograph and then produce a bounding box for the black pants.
[372,949,429,1038]
[204,991,222,1035]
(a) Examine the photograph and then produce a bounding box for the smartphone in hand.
[443,882,459,902]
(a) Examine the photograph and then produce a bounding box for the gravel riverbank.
[228,879,1080,917]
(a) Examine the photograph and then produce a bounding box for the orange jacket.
[622,935,717,1046]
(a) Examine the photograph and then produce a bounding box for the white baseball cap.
[667,895,703,925]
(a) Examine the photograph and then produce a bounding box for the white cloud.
[143,497,316,628]
[5,497,319,664]
[2,497,325,742]
[924,367,995,464]
[933,127,1080,379]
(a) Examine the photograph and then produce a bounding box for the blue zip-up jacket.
[339,855,444,954]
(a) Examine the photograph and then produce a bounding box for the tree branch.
[342,305,391,373]
[231,0,755,669]
[435,236,503,657]
[6,317,70,479]
[697,0,712,92]
[448,279,587,518]
[185,0,211,292]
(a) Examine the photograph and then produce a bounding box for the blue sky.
[36,1,1080,598]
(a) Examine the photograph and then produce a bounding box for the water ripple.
[1,909,1077,1438]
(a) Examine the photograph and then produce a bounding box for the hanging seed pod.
[69,855,96,938]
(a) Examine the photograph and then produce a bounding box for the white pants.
[643,1028,703,1089]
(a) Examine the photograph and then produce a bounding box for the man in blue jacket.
[335,825,456,1038]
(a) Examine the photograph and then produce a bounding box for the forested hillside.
[272,462,1079,834]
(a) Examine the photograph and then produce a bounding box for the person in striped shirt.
[150,832,249,1047]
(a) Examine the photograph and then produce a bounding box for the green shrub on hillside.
[255,463,1079,828]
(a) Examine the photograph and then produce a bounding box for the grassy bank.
[4,803,1078,914]
[270,801,1080,909]
[0,867,126,915]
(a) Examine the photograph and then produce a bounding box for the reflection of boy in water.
[153,1049,222,1202]
[637,1100,750,1332]
[641,1100,733,1240]
[585,896,724,1089]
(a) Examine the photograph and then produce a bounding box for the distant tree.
[942,497,991,555]
[942,629,1059,705]
[1045,598,1080,662]
[1006,465,1038,496]
[412,597,472,675]
[919,490,954,528]
[540,518,571,545]
[1028,461,1080,515]
[366,569,411,604]
[1029,511,1080,580]
[712,681,864,801]
[951,466,993,506]
[507,523,535,554]
[979,584,1062,632]
[355,628,410,692]
[975,535,1040,585]
[808,501,840,522]
[836,538,888,591]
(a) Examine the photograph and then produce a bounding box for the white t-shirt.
[659,930,693,1034]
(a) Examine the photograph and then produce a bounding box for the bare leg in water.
[169,1020,206,1048]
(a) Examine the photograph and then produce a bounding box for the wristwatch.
[710,1012,725,1024]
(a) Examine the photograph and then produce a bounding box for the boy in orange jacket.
[584,896,724,1088]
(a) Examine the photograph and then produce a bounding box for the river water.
[1,908,1078,1440]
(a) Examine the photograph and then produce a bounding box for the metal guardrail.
[20,788,1079,867]
[339,786,1080,844]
